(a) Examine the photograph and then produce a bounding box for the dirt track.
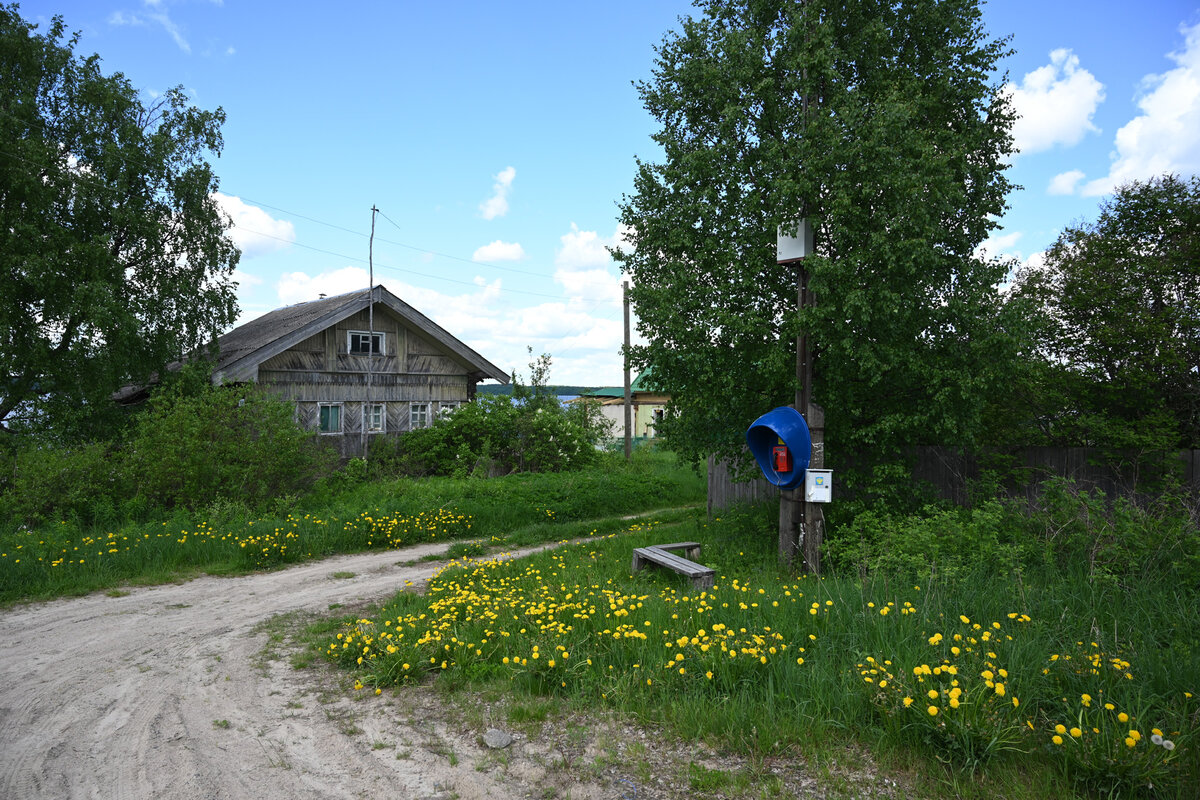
[0,541,901,800]
[0,542,571,800]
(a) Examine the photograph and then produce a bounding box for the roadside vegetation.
[0,445,701,605]
[320,485,1198,800]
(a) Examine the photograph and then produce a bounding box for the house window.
[653,408,665,425]
[348,331,384,355]
[439,402,458,418]
[410,403,430,429]
[318,403,342,434]
[365,403,386,433]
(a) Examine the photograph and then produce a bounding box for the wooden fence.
[709,447,1200,512]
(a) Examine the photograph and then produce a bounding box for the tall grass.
[326,502,1198,798]
[0,448,704,604]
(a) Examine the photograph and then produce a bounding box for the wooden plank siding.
[256,305,475,457]
[708,447,1200,513]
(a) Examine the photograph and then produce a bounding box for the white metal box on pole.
[804,469,832,503]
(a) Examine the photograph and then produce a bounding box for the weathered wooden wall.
[706,455,778,517]
[256,306,475,457]
[708,447,1200,512]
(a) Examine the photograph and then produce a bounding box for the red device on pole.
[772,445,792,473]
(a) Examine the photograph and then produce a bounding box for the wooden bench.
[631,541,714,590]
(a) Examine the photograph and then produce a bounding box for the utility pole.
[777,219,823,574]
[623,280,632,461]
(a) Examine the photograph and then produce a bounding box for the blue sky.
[21,0,1200,386]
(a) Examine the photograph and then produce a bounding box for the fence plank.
[708,447,1200,513]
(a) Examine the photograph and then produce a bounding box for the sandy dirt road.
[0,541,901,800]
[0,542,583,800]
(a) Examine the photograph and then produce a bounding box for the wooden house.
[208,285,509,456]
[575,369,669,442]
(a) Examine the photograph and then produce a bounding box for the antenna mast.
[364,205,378,461]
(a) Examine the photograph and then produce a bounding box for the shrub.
[377,352,610,478]
[123,382,336,511]
[0,439,124,526]
[824,500,1027,581]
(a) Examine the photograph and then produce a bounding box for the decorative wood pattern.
[209,290,507,458]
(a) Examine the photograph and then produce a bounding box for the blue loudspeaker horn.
[746,406,812,490]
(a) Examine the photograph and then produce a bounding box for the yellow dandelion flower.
[927,705,939,716]
[1052,735,1063,745]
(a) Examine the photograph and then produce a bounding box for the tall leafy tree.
[0,6,239,437]
[1015,174,1200,450]
[614,0,1022,478]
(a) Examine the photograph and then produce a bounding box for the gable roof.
[213,285,509,384]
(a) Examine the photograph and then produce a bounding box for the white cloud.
[1082,21,1200,196]
[975,230,1023,262]
[551,223,629,307]
[479,166,516,220]
[1004,49,1105,155]
[1048,169,1087,195]
[212,192,295,258]
[231,268,263,287]
[472,240,526,262]
[555,223,612,270]
[109,3,191,53]
[276,267,369,306]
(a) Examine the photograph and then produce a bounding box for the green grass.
[0,449,704,605]
[322,504,1199,799]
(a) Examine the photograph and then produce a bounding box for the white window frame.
[318,403,343,434]
[438,402,458,418]
[347,330,385,356]
[364,402,386,433]
[410,402,430,430]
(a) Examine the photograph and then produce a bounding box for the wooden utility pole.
[777,220,823,575]
[623,280,632,460]
[797,263,824,574]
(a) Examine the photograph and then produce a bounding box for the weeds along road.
[0,541,570,800]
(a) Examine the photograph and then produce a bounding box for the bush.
[824,478,1200,586]
[0,439,124,526]
[375,352,611,478]
[824,500,1027,581]
[123,382,336,511]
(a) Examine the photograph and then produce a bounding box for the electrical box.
[804,469,832,503]
[776,218,814,264]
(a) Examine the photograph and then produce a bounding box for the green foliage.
[0,439,124,526]
[0,6,238,438]
[376,352,610,477]
[326,507,1198,797]
[1014,174,1200,450]
[0,450,705,603]
[124,382,335,511]
[1018,478,1200,585]
[614,0,1022,478]
[823,478,1200,589]
[824,501,1027,582]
